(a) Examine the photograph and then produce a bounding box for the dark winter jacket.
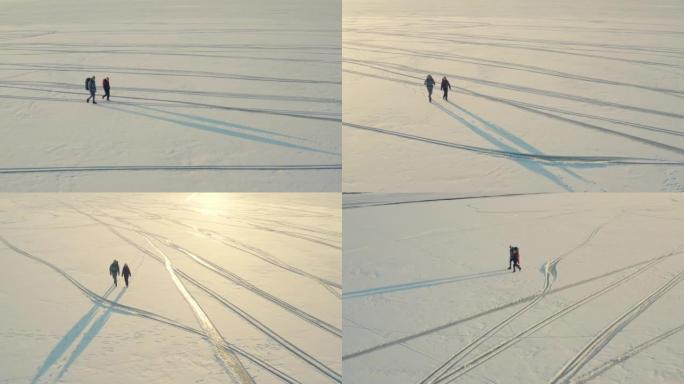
[109,261,120,276]
[424,76,435,89]
[103,78,110,90]
[441,78,451,91]
[122,265,132,278]
[88,78,97,93]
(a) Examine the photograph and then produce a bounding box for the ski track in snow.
[86,206,343,335]
[342,252,668,361]
[548,270,684,384]
[343,122,684,166]
[0,235,302,384]
[571,321,684,383]
[144,237,255,384]
[421,224,606,384]
[432,249,684,384]
[60,202,342,383]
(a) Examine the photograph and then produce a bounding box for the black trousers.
[112,274,117,286]
[124,275,129,287]
[102,88,110,100]
[442,88,448,100]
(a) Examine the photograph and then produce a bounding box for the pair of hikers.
[424,74,451,103]
[508,246,522,272]
[85,76,111,104]
[109,259,132,287]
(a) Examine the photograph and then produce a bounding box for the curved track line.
[0,235,300,384]
[422,225,604,384]
[549,271,684,384]
[146,237,255,384]
[75,206,341,337]
[342,254,662,361]
[432,249,683,384]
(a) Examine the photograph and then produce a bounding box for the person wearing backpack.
[109,259,120,286]
[102,77,110,101]
[424,74,436,103]
[512,247,521,272]
[86,76,97,104]
[508,246,516,270]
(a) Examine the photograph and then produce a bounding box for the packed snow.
[0,0,341,191]
[343,0,684,192]
[343,193,684,383]
[0,193,341,383]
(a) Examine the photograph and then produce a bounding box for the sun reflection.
[183,193,241,216]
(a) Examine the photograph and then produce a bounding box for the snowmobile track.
[431,249,683,384]
[0,235,301,384]
[549,270,684,384]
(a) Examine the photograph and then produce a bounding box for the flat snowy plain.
[343,193,684,383]
[0,0,341,191]
[343,0,684,192]
[0,193,341,383]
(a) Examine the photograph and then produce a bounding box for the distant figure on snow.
[86,75,97,104]
[109,259,120,286]
[440,76,451,101]
[102,77,111,101]
[509,246,521,272]
[424,74,436,103]
[122,263,132,287]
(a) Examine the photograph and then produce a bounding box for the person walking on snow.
[102,77,110,101]
[508,246,516,270]
[122,263,132,287]
[511,247,522,272]
[86,76,97,104]
[109,259,120,286]
[440,76,451,101]
[424,74,436,103]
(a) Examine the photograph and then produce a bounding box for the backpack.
[510,246,519,260]
[85,77,91,90]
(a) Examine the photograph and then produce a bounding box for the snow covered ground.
[0,193,341,383]
[343,193,684,383]
[0,0,340,191]
[343,0,684,192]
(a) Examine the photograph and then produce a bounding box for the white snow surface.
[343,193,684,383]
[0,193,341,383]
[343,0,684,192]
[0,0,341,191]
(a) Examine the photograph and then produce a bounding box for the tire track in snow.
[0,235,302,384]
[421,225,604,384]
[343,122,684,166]
[103,204,341,293]
[342,253,664,361]
[431,248,683,384]
[87,208,342,334]
[161,237,342,337]
[144,237,255,384]
[0,164,341,174]
[572,321,684,383]
[548,270,684,384]
[172,263,342,383]
[158,214,342,291]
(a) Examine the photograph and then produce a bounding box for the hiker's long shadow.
[103,104,340,157]
[343,270,508,299]
[53,288,127,382]
[446,101,589,182]
[434,102,574,191]
[31,286,116,384]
